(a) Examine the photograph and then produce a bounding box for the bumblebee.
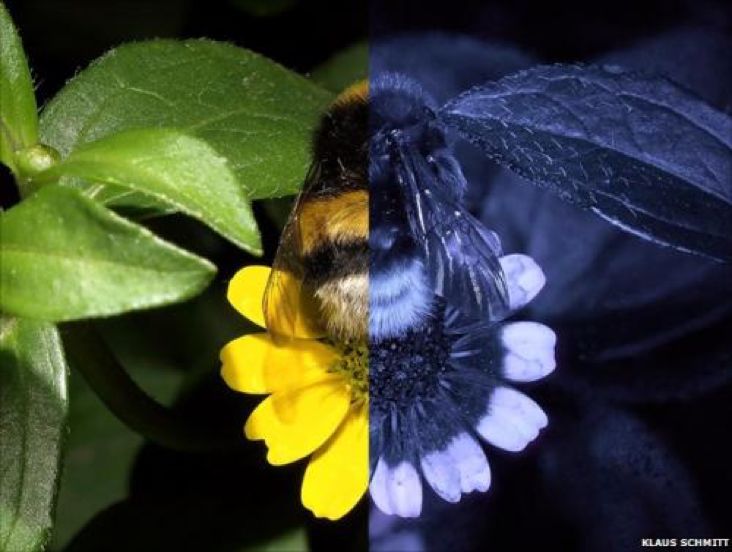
[265,74,509,343]
[263,81,369,341]
[369,73,508,339]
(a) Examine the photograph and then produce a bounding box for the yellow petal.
[227,265,270,328]
[264,268,325,340]
[301,403,368,520]
[220,333,339,394]
[245,379,350,465]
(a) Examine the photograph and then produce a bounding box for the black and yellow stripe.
[300,80,369,288]
[265,80,370,341]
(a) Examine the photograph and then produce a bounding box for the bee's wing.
[263,172,325,341]
[396,143,510,321]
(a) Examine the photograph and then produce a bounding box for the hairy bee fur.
[276,81,369,341]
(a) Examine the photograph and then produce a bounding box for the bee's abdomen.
[297,190,368,341]
[303,240,368,286]
[303,240,369,341]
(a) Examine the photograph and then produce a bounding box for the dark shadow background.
[371,0,731,61]
[3,0,731,550]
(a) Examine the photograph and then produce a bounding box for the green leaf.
[38,128,262,254]
[311,42,367,93]
[0,3,39,174]
[0,185,215,321]
[0,316,68,552]
[39,39,333,208]
[50,345,182,550]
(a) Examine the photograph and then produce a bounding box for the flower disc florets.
[370,306,452,410]
[332,340,369,403]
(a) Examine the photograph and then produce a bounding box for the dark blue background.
[371,1,732,551]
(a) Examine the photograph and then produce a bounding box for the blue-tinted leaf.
[478,28,732,381]
[442,64,732,261]
[483,169,732,361]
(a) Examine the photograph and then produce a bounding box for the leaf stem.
[62,322,235,452]
[14,144,61,198]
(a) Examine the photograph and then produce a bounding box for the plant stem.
[62,321,235,452]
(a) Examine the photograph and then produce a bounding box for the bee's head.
[370,73,444,156]
[371,73,466,199]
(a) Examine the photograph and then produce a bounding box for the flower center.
[369,306,453,412]
[331,340,369,404]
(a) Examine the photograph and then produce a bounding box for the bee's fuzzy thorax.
[311,82,368,195]
[333,80,368,107]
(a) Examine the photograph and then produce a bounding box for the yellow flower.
[220,265,368,520]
